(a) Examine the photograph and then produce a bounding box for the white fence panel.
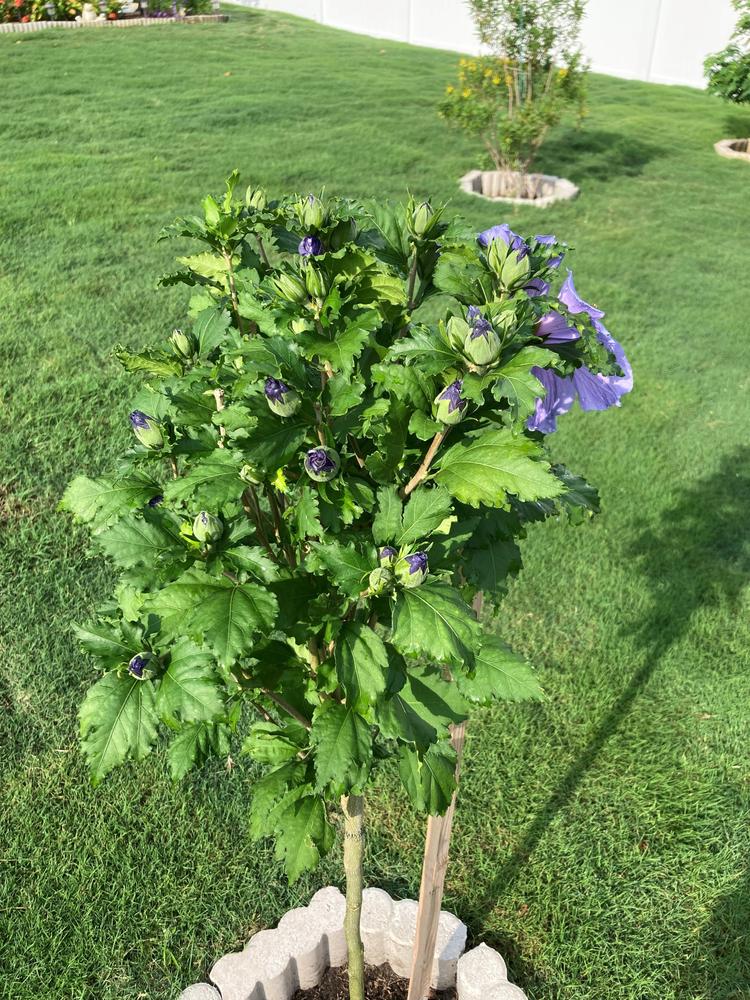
[249,0,736,89]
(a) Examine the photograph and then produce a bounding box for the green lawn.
[2,8,750,1000]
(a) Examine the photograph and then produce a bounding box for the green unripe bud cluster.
[193,510,223,543]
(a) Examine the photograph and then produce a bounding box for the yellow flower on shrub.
[446,84,455,94]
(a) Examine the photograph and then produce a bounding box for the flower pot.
[714,138,750,162]
[460,168,578,207]
[178,886,528,1000]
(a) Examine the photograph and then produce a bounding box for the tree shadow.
[723,111,750,138]
[685,868,750,999]
[537,128,664,182]
[465,445,750,965]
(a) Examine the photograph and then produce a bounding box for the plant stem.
[260,688,312,730]
[402,429,448,497]
[406,246,419,312]
[212,387,226,448]
[256,234,270,268]
[242,487,276,562]
[341,793,366,1000]
[223,250,247,335]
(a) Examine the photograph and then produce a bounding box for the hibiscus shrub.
[705,0,750,107]
[62,176,631,999]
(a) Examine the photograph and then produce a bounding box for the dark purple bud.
[405,552,429,575]
[379,546,397,565]
[298,235,324,257]
[395,550,429,588]
[264,377,291,402]
[128,653,154,679]
[304,446,341,482]
[148,494,164,507]
[434,380,468,424]
[128,411,164,449]
[129,410,151,429]
[264,377,301,417]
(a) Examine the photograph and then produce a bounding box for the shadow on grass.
[723,112,750,138]
[464,446,750,990]
[690,869,750,999]
[537,128,664,182]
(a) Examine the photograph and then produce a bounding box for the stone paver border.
[714,138,750,162]
[0,13,226,33]
[179,885,527,1000]
[460,168,579,208]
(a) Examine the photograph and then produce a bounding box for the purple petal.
[594,319,633,397]
[534,234,557,245]
[477,223,528,257]
[525,278,550,298]
[535,309,580,344]
[558,270,605,320]
[526,367,575,434]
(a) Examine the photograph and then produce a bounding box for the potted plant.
[441,0,587,205]
[706,0,750,161]
[62,175,631,999]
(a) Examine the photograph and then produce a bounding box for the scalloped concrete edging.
[714,138,750,162]
[178,886,527,1000]
[0,13,226,33]
[460,168,578,207]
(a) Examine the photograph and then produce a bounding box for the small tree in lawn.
[62,175,631,1000]
[705,0,750,111]
[440,0,587,184]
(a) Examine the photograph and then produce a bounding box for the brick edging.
[0,13,227,33]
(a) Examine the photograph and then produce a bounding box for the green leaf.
[147,567,278,666]
[243,721,308,765]
[164,449,244,508]
[387,328,457,375]
[327,374,365,416]
[310,701,373,796]
[79,672,159,785]
[391,583,481,668]
[156,638,225,726]
[298,312,379,377]
[398,742,457,814]
[463,518,522,593]
[409,411,442,442]
[433,246,493,303]
[435,430,564,508]
[61,474,161,532]
[73,621,138,667]
[376,664,468,748]
[273,793,335,882]
[248,760,308,840]
[335,623,389,713]
[457,635,544,703]
[194,306,232,355]
[114,345,182,378]
[492,347,550,420]
[292,485,324,540]
[372,486,403,545]
[224,545,280,582]
[396,486,452,546]
[96,515,184,570]
[167,720,230,780]
[306,541,371,598]
[243,411,309,468]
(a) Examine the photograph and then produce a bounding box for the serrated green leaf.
[147,567,278,666]
[167,720,230,780]
[73,621,138,667]
[156,638,225,726]
[398,742,457,814]
[79,672,159,785]
[96,515,184,570]
[435,430,564,508]
[457,635,544,703]
[409,411,442,441]
[291,485,324,540]
[61,474,161,532]
[463,517,522,593]
[335,623,388,713]
[114,345,182,378]
[376,664,468,748]
[194,306,231,355]
[243,410,309,468]
[297,316,374,377]
[311,701,372,796]
[372,486,403,545]
[164,449,244,508]
[387,328,457,375]
[224,545,280,582]
[391,583,481,667]
[492,347,550,420]
[327,374,365,416]
[243,721,308,765]
[396,486,452,546]
[273,793,335,882]
[306,541,371,597]
[248,760,308,840]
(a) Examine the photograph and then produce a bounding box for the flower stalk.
[341,794,366,1000]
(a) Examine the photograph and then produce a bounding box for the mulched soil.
[291,963,457,1000]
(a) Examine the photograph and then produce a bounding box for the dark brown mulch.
[291,963,457,1000]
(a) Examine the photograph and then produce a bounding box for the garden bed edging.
[178,886,527,1000]
[460,168,578,207]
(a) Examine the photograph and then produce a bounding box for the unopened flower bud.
[411,200,434,237]
[379,545,397,566]
[129,410,165,450]
[270,272,307,303]
[301,194,326,230]
[193,510,223,542]
[169,328,196,360]
[128,652,156,680]
[395,551,429,588]
[445,315,471,351]
[246,185,267,211]
[463,312,501,367]
[304,265,328,301]
[264,377,301,417]
[148,494,164,507]
[368,566,392,595]
[239,463,262,485]
[433,380,468,426]
[298,234,325,257]
[486,237,510,275]
[304,446,340,482]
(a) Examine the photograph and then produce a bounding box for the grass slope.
[1,8,749,1000]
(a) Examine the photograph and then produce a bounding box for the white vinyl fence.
[246,0,737,90]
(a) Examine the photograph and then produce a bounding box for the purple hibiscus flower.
[527,271,633,434]
[534,233,565,269]
[477,223,528,257]
[298,235,324,257]
[405,552,428,575]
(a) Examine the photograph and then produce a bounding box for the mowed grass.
[2,8,750,999]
